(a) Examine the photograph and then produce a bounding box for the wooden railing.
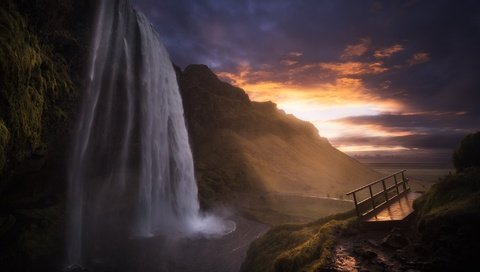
[346,170,410,217]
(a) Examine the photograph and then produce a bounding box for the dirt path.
[330,225,430,272]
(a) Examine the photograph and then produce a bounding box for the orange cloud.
[374,44,404,58]
[319,61,388,75]
[216,57,405,153]
[217,62,403,139]
[408,52,430,66]
[342,38,371,58]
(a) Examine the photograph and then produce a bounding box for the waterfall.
[66,0,234,266]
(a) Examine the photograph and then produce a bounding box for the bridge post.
[346,170,410,219]
[368,185,375,210]
[393,174,400,194]
[352,193,360,217]
[382,179,388,201]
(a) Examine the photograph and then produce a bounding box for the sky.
[134,0,480,162]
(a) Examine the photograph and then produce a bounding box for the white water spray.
[66,0,234,265]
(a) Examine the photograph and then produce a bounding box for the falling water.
[67,0,234,266]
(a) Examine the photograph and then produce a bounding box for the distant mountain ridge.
[177,64,381,206]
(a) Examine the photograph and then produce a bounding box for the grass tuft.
[241,210,356,272]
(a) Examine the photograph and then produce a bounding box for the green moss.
[414,167,480,219]
[241,210,356,272]
[414,168,480,234]
[0,1,73,167]
[273,219,352,272]
[0,120,9,171]
[413,167,480,268]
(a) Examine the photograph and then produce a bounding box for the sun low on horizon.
[135,0,480,163]
[215,48,415,155]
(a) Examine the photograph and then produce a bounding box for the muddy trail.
[328,223,431,272]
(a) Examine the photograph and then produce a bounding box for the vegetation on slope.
[178,64,380,208]
[1,0,73,171]
[414,167,480,270]
[0,1,91,270]
[453,131,480,171]
[416,132,480,235]
[243,132,480,271]
[0,0,90,180]
[241,211,356,272]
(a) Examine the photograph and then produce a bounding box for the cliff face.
[0,1,93,270]
[178,64,380,206]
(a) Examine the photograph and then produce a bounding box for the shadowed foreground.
[85,214,268,272]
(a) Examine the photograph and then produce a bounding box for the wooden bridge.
[346,170,421,222]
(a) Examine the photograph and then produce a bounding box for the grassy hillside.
[414,167,480,270]
[178,64,381,209]
[240,211,356,272]
[241,166,480,271]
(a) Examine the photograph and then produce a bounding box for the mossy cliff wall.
[0,1,72,173]
[0,0,94,180]
[0,1,93,270]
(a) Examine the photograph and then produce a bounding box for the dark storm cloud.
[330,111,475,151]
[134,0,480,153]
[333,112,477,132]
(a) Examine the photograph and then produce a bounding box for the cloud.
[328,112,478,152]
[407,52,430,66]
[342,38,371,58]
[288,51,303,57]
[374,44,404,58]
[281,51,303,66]
[332,112,476,131]
[135,0,480,156]
[319,61,388,76]
[331,133,464,150]
[216,62,396,106]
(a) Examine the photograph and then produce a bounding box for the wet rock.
[382,228,409,249]
[365,239,379,247]
[362,262,385,272]
[342,227,359,237]
[319,265,337,272]
[412,242,428,256]
[354,247,378,260]
[64,264,88,272]
[393,249,407,262]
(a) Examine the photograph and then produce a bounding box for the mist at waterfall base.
[66,0,235,269]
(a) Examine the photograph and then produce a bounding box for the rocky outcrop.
[178,64,381,206]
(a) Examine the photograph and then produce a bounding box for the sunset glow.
[217,59,407,153]
[137,0,480,161]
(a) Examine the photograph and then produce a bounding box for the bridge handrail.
[346,169,410,218]
[346,170,406,195]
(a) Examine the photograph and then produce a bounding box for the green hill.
[178,64,380,209]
